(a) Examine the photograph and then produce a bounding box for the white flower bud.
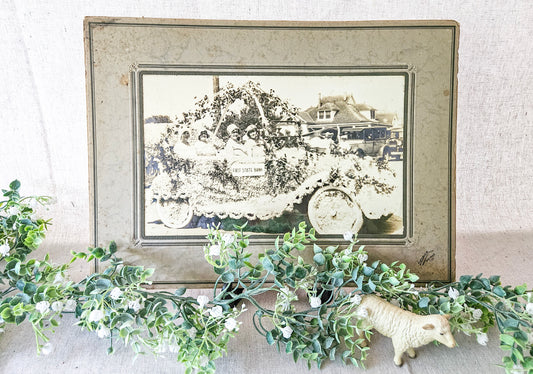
[448,287,460,300]
[309,296,321,309]
[343,231,354,241]
[36,301,50,314]
[51,301,64,312]
[280,325,293,339]
[209,305,223,318]
[224,317,238,331]
[97,325,111,339]
[222,233,235,244]
[88,309,105,322]
[526,303,533,315]
[197,295,209,308]
[476,332,488,346]
[357,253,368,263]
[0,244,10,256]
[472,309,483,320]
[109,287,123,300]
[350,294,362,305]
[128,300,141,313]
[209,244,221,256]
[41,342,54,355]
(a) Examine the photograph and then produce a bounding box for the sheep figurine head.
[356,294,456,366]
[421,313,456,349]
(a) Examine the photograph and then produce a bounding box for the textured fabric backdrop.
[1,0,532,277]
[0,0,531,272]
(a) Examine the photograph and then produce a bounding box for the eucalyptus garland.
[204,222,533,373]
[1,181,532,373]
[0,181,243,373]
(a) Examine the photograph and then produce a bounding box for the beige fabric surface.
[0,284,508,374]
[0,1,532,373]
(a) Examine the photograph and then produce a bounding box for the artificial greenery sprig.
[0,179,51,259]
[0,181,244,374]
[69,243,246,374]
[415,276,533,373]
[204,222,421,369]
[204,222,533,373]
[1,180,532,373]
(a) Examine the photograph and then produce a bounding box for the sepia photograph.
[141,74,406,238]
[86,19,457,283]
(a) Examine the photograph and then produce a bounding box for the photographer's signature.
[418,250,436,266]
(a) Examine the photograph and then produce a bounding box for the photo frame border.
[133,66,413,247]
[85,18,457,285]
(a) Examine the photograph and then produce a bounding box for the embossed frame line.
[85,18,458,285]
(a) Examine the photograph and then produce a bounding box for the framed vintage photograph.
[85,18,458,285]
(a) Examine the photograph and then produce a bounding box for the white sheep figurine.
[356,294,456,366]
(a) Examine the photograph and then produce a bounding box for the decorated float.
[147,82,399,234]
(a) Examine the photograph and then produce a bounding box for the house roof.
[301,95,372,124]
[320,95,357,106]
[375,112,398,124]
[296,112,314,123]
[355,103,375,111]
[317,102,340,111]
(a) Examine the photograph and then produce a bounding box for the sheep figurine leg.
[392,338,407,366]
[355,295,456,366]
[392,337,418,366]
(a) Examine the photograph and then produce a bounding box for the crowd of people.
[173,123,266,162]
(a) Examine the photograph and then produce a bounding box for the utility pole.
[213,76,220,94]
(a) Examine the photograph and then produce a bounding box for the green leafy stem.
[1,180,532,374]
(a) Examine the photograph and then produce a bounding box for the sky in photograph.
[142,74,405,123]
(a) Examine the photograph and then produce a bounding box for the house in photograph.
[285,94,402,159]
[355,102,377,121]
[375,111,401,127]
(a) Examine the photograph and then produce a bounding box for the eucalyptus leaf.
[262,257,274,272]
[9,180,21,190]
[221,272,235,283]
[285,340,293,353]
[294,266,307,279]
[96,278,111,289]
[362,266,374,276]
[493,286,506,297]
[266,331,274,345]
[313,253,325,266]
[388,277,400,286]
[418,297,430,308]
